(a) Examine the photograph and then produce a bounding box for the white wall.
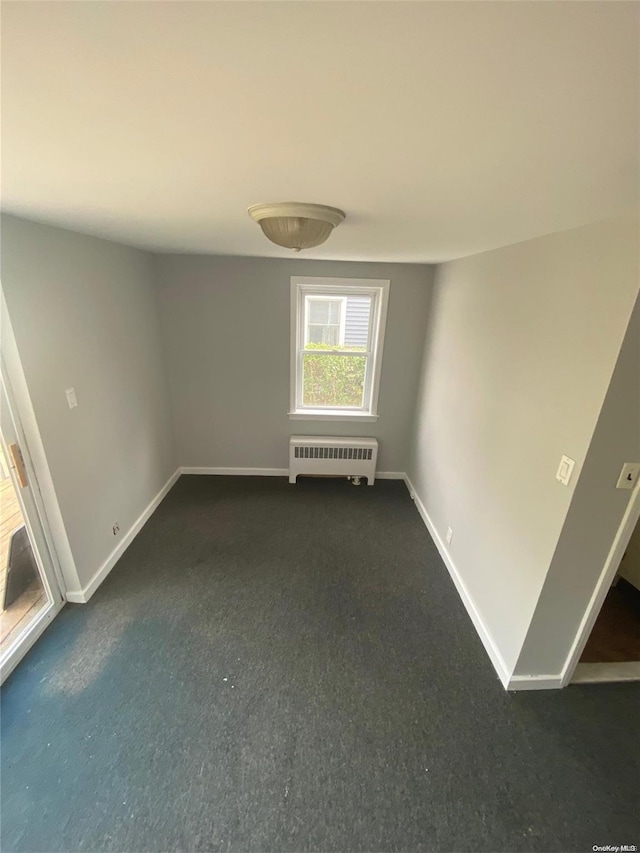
[408,215,639,678]
[155,255,433,473]
[1,215,176,592]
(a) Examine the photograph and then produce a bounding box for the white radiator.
[289,436,378,486]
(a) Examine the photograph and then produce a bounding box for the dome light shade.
[248,202,345,252]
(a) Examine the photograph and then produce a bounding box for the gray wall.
[514,294,640,676]
[407,215,639,675]
[155,255,433,472]
[620,517,640,591]
[1,215,176,589]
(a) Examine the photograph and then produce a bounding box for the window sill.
[288,411,379,422]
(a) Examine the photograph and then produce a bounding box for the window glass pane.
[328,301,341,325]
[302,353,367,408]
[306,298,343,348]
[308,299,332,325]
[308,325,339,346]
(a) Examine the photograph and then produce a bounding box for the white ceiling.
[1,1,638,262]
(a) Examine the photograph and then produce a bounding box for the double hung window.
[290,277,390,420]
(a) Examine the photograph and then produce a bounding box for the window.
[290,277,390,420]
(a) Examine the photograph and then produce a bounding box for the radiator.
[289,436,378,486]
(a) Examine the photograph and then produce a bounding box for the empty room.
[1,2,638,852]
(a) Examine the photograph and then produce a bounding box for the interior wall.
[514,294,640,676]
[155,255,433,472]
[407,214,639,677]
[0,215,176,591]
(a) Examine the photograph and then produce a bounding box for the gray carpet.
[1,476,638,853]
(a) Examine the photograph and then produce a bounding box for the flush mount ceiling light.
[248,202,345,252]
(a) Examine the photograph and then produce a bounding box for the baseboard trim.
[403,474,513,690]
[506,674,564,691]
[180,467,407,480]
[180,467,288,477]
[65,468,181,604]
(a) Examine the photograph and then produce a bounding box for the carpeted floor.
[1,476,638,853]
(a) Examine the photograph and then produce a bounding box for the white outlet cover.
[446,527,453,545]
[556,455,575,486]
[65,387,78,409]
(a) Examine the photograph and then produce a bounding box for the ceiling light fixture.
[248,202,345,252]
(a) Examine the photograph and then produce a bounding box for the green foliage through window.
[302,344,366,408]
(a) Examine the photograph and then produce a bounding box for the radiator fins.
[293,446,373,461]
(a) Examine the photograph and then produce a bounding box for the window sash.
[298,351,372,411]
[301,348,372,357]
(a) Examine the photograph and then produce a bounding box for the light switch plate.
[556,455,575,486]
[65,387,78,409]
[616,462,640,490]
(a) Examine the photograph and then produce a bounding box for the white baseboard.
[181,467,288,476]
[506,674,564,691]
[65,468,181,604]
[403,474,513,690]
[180,467,407,480]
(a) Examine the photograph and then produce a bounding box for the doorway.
[579,518,640,664]
[0,377,64,682]
[568,478,640,685]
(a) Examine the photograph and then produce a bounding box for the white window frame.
[289,277,390,421]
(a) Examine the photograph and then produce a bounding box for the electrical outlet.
[112,523,120,536]
[446,526,453,545]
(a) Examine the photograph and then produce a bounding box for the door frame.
[561,476,640,686]
[0,368,66,683]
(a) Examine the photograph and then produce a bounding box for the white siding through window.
[344,296,371,349]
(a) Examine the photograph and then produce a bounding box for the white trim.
[403,475,512,689]
[180,467,288,477]
[0,293,81,596]
[571,661,640,684]
[369,282,389,417]
[375,471,407,480]
[290,281,299,415]
[0,598,65,684]
[288,412,379,422]
[506,674,564,691]
[560,476,640,687]
[0,373,65,609]
[65,468,181,603]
